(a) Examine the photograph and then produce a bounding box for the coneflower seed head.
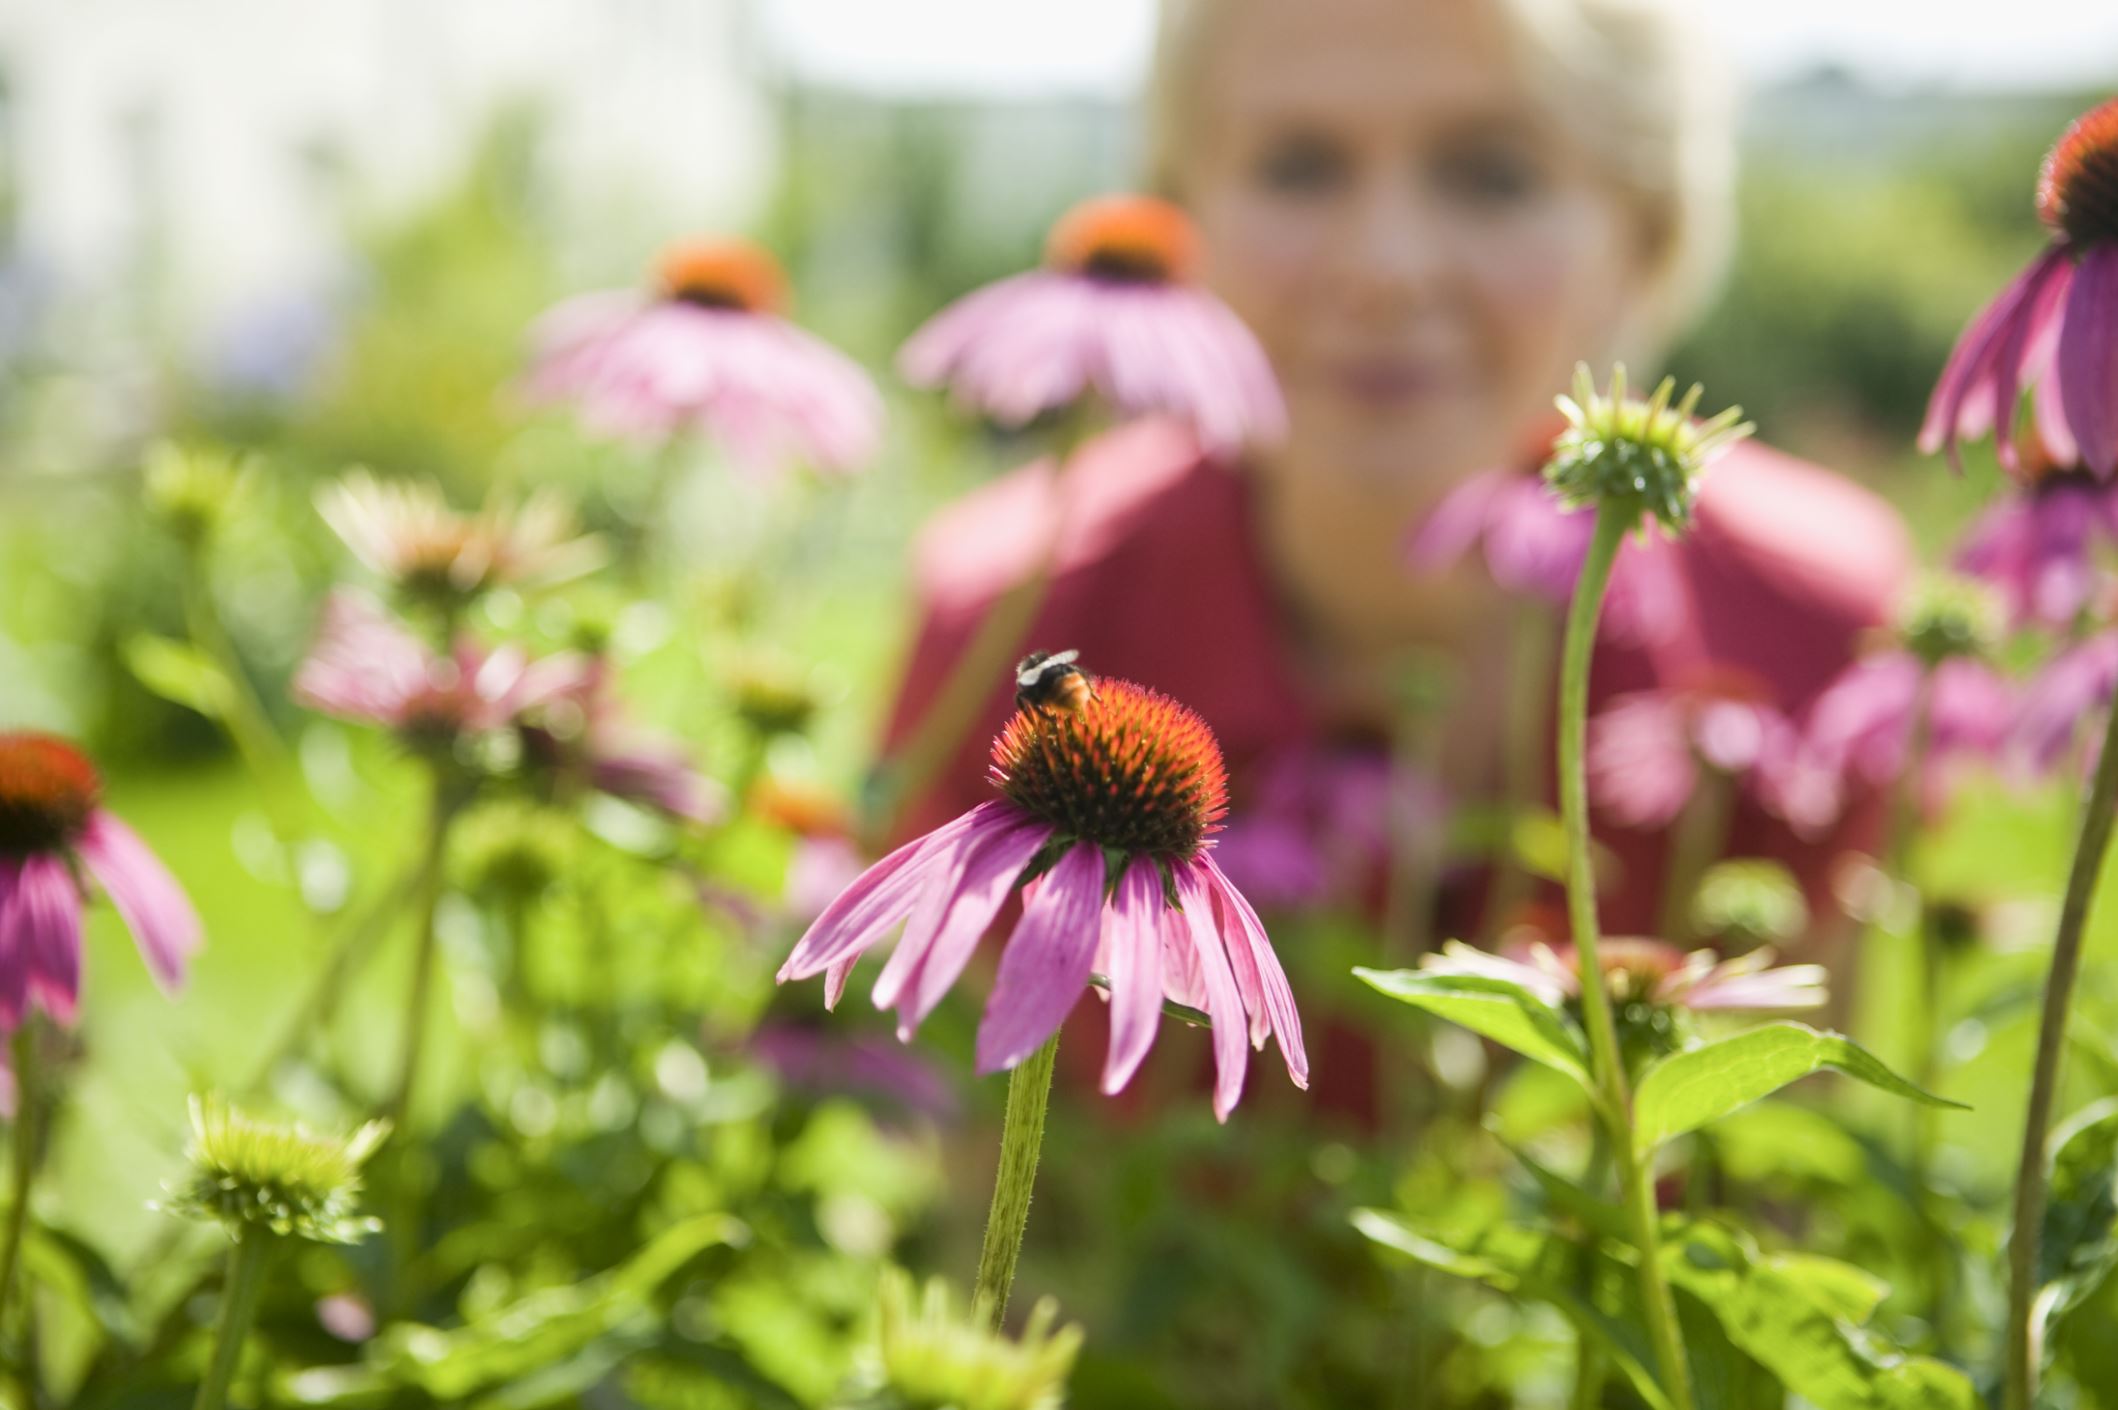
[2039,97,2118,249]
[0,733,101,856]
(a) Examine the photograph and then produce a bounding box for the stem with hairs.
[973,1034,1060,1328]
[1560,507,1694,1410]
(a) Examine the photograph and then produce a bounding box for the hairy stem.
[2004,697,2118,1410]
[382,776,458,1128]
[0,1025,36,1378]
[974,1034,1060,1329]
[1560,507,1693,1410]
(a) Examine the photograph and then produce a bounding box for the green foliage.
[1353,967,1593,1091]
[1631,1024,1964,1154]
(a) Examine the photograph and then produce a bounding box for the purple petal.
[77,812,200,991]
[1174,863,1250,1121]
[874,814,1047,1038]
[1921,247,2072,465]
[1405,470,1511,574]
[1100,859,1166,1095]
[12,853,82,1024]
[974,842,1107,1073]
[776,802,1002,983]
[2060,244,2118,477]
[1200,854,1307,1088]
[0,862,25,1026]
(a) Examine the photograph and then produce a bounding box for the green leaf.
[1353,968,1592,1088]
[1664,1226,1977,1410]
[123,633,234,719]
[2039,1098,2118,1342]
[1632,1023,1964,1154]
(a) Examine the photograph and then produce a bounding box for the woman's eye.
[1432,142,1547,206]
[1254,134,1349,196]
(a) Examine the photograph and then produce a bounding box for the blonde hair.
[1147,0,1737,357]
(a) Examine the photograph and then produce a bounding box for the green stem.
[181,556,304,844]
[0,1025,36,1355]
[2004,697,2118,1410]
[1570,1340,1607,1410]
[1560,507,1693,1410]
[191,1232,272,1410]
[382,776,456,1129]
[973,1034,1059,1329]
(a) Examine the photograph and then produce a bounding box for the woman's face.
[1177,0,1656,494]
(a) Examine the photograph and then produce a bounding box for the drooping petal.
[1921,247,2073,466]
[1174,862,1250,1121]
[1200,854,1307,1088]
[77,812,200,991]
[11,853,82,1024]
[875,814,1048,1039]
[1100,859,1167,1095]
[974,842,1107,1074]
[776,802,1000,982]
[0,861,24,1026]
[1405,470,1513,575]
[2059,243,2118,477]
[823,956,855,1011]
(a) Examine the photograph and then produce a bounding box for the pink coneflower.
[517,658,722,824]
[1424,936,1827,1016]
[0,732,201,1027]
[1956,461,2118,629]
[1586,669,1830,836]
[525,238,884,476]
[2018,629,2118,773]
[293,591,588,753]
[1922,98,2118,475]
[1408,465,1690,646]
[316,471,603,608]
[899,195,1285,453]
[777,676,1306,1120]
[1805,652,2014,812]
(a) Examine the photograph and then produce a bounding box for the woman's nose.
[1335,179,1450,314]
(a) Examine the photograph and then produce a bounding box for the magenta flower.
[899,195,1285,453]
[1805,652,2014,812]
[1587,671,1832,836]
[2018,629,2118,773]
[1424,936,1826,1015]
[0,732,202,1027]
[1956,466,2118,629]
[525,237,884,476]
[1922,98,2118,475]
[293,591,588,750]
[777,676,1306,1120]
[1408,465,1691,646]
[1213,745,1444,912]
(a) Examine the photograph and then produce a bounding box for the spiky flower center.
[989,679,1227,859]
[1544,365,1752,535]
[871,1270,1082,1410]
[1046,195,1200,285]
[0,733,101,856]
[2039,98,2118,248]
[166,1096,385,1245]
[656,238,787,313]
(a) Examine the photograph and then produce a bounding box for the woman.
[882,0,1908,1020]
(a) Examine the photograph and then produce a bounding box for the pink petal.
[1405,470,1511,574]
[974,842,1107,1074]
[77,812,200,991]
[823,956,855,1011]
[1587,692,1698,829]
[1174,862,1250,1122]
[776,802,1000,982]
[1201,855,1307,1088]
[1100,859,1166,1095]
[2060,243,2118,477]
[11,853,82,1025]
[0,861,27,1026]
[873,813,1047,1038]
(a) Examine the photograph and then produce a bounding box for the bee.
[1015,649,1095,716]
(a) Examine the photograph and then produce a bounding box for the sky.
[764,0,2118,99]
